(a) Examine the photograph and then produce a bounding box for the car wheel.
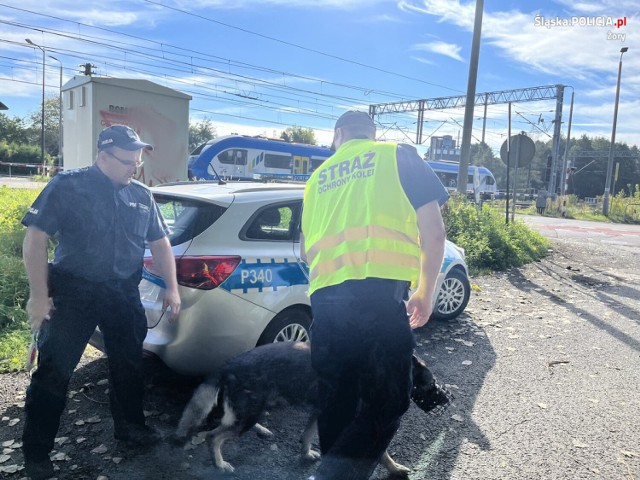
[433,268,470,320]
[257,308,312,345]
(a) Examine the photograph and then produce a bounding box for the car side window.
[245,203,300,241]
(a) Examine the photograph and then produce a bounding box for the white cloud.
[411,56,435,65]
[554,0,639,14]
[365,13,406,23]
[398,0,476,28]
[69,10,141,28]
[411,41,464,61]
[397,1,638,77]
[0,77,37,99]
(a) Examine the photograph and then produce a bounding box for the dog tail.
[175,381,220,440]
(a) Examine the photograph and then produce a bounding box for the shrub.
[0,142,43,169]
[443,194,550,273]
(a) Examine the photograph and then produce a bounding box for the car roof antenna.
[209,164,226,185]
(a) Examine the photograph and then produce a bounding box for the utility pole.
[457,0,484,195]
[49,56,63,169]
[26,38,46,172]
[548,85,564,194]
[560,89,574,216]
[603,47,629,217]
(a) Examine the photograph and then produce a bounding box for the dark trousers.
[310,278,416,480]
[22,269,147,460]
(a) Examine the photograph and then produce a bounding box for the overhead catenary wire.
[0,23,415,131]
[0,4,549,145]
[0,8,435,103]
[141,0,463,94]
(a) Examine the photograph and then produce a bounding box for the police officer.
[301,111,450,480]
[21,125,181,480]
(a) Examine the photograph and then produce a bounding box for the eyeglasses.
[106,150,144,168]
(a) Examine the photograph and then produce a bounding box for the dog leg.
[208,425,241,473]
[253,423,274,438]
[175,383,219,441]
[205,398,245,472]
[301,416,320,461]
[380,450,411,477]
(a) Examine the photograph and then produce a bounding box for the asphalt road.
[0,175,46,190]
[398,236,640,480]
[519,213,640,250]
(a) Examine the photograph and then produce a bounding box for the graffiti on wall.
[99,105,187,186]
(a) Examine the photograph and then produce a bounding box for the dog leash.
[26,332,38,374]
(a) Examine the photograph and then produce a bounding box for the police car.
[91,181,470,376]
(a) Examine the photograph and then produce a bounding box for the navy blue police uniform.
[21,165,168,462]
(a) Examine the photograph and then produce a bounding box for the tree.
[27,94,61,162]
[280,126,316,145]
[0,113,31,145]
[188,118,217,152]
[529,139,552,192]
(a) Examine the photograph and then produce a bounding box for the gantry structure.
[369,85,568,193]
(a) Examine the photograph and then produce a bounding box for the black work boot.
[114,424,162,447]
[24,455,55,480]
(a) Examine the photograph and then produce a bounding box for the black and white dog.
[174,341,452,475]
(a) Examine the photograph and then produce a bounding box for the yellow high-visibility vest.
[302,139,421,295]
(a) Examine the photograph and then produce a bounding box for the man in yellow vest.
[301,111,451,480]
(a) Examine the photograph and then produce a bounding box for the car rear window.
[154,194,227,246]
[244,202,301,241]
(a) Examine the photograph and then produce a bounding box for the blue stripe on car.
[441,257,453,272]
[220,258,309,293]
[143,268,166,288]
[142,257,448,293]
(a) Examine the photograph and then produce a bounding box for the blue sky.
[0,0,637,155]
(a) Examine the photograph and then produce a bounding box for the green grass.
[0,187,40,372]
[0,327,31,372]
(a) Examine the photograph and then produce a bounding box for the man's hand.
[162,287,181,324]
[26,296,53,333]
[406,289,433,329]
[148,237,181,324]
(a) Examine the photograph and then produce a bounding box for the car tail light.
[144,256,241,290]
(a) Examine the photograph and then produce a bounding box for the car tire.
[433,268,470,320]
[257,308,312,345]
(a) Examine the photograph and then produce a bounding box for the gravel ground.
[1,237,639,480]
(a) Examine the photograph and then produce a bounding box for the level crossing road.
[519,214,640,250]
